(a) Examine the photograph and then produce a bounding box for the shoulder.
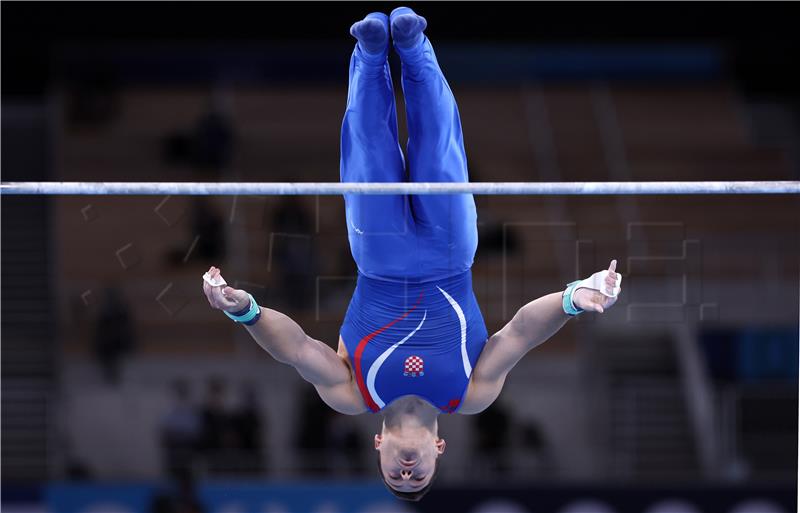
[315,379,369,415]
[458,372,504,415]
[458,334,506,415]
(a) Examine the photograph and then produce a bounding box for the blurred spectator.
[162,92,235,176]
[193,110,234,172]
[190,197,226,262]
[160,380,202,479]
[472,401,512,476]
[295,386,335,475]
[269,196,312,235]
[149,469,205,513]
[292,389,362,477]
[198,378,265,476]
[164,197,226,266]
[230,381,267,474]
[328,415,362,476]
[61,437,92,481]
[64,458,91,481]
[476,216,519,257]
[265,197,318,310]
[92,286,135,385]
[199,377,235,455]
[519,419,553,475]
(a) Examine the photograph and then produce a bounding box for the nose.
[400,449,418,462]
[400,469,413,480]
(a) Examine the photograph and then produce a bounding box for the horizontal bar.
[1,181,798,195]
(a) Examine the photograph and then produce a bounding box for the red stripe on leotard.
[353,292,424,412]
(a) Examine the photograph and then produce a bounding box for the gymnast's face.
[374,431,445,493]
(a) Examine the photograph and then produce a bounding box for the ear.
[374,434,383,450]
[435,437,446,455]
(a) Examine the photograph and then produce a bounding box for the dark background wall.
[3,2,800,96]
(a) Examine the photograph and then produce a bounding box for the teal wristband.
[224,293,261,325]
[562,280,584,316]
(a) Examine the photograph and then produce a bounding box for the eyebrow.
[388,477,426,491]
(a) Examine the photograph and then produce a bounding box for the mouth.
[399,458,417,467]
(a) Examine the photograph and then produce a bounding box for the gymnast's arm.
[460,260,621,414]
[459,292,571,414]
[202,266,367,415]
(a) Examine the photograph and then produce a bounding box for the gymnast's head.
[374,420,445,501]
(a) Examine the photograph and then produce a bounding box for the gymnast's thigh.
[344,194,420,279]
[414,194,478,278]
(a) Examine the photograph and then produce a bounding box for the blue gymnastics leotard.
[338,33,489,414]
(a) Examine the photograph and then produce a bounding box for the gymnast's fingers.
[202,273,216,307]
[223,286,248,305]
[205,283,223,310]
[210,275,241,311]
[593,293,605,313]
[210,283,234,309]
[203,266,228,310]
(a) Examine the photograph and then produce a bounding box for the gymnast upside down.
[202,7,622,501]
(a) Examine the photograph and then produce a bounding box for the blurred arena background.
[2,2,799,513]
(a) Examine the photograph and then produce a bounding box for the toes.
[353,18,383,36]
[392,13,426,35]
[392,14,416,32]
[351,15,389,55]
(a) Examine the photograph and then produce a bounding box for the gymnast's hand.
[572,259,622,314]
[202,266,251,313]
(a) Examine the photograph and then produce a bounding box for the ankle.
[356,45,388,67]
[393,35,431,66]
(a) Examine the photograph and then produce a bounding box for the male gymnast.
[202,7,622,501]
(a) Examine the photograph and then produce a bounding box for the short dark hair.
[376,453,440,502]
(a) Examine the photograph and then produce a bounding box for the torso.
[335,337,491,414]
[337,270,490,414]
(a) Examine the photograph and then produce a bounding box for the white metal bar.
[1,181,798,195]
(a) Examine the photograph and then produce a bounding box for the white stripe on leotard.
[437,286,471,379]
[366,310,427,410]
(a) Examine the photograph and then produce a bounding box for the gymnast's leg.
[341,13,417,279]
[391,7,478,278]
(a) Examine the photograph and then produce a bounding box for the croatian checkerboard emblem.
[403,355,424,377]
